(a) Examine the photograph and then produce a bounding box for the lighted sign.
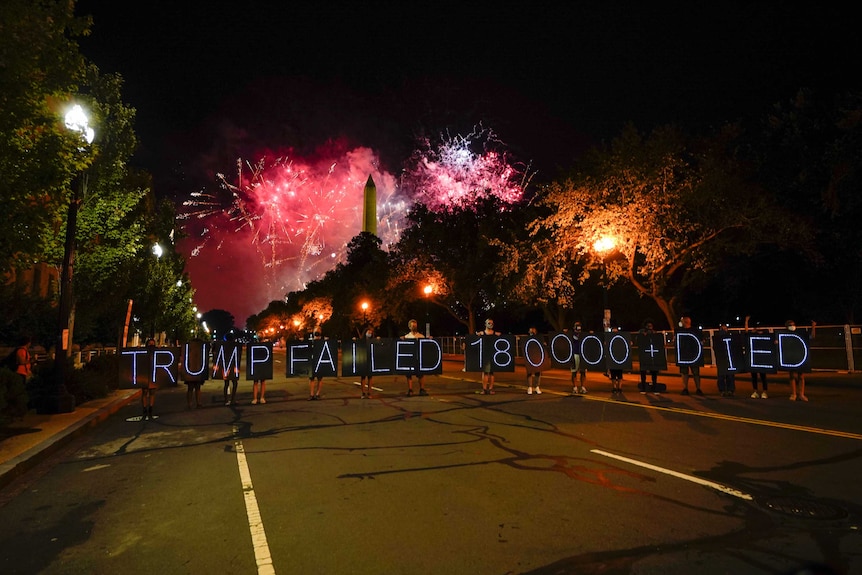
[637,333,667,372]
[521,335,551,371]
[675,329,705,367]
[464,335,516,372]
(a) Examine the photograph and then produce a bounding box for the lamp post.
[44,105,95,414]
[423,284,433,336]
[360,301,369,328]
[593,235,617,332]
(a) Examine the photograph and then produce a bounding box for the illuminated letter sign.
[464,335,516,372]
[777,331,810,371]
[637,333,667,372]
[287,341,311,377]
[212,342,241,379]
[246,342,273,380]
[605,332,633,370]
[712,333,744,374]
[549,332,576,368]
[579,334,605,369]
[181,340,209,382]
[747,334,775,372]
[675,330,704,367]
[521,335,550,372]
[312,339,338,377]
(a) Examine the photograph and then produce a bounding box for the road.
[1,354,860,574]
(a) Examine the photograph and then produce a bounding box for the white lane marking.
[591,449,754,501]
[235,431,276,575]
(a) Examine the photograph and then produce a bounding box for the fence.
[436,324,862,372]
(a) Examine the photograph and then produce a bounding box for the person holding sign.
[142,338,158,419]
[359,328,377,399]
[526,326,542,395]
[477,318,501,394]
[636,320,662,394]
[677,316,705,396]
[713,322,738,397]
[785,320,815,402]
[570,322,588,395]
[308,329,325,400]
[402,320,428,396]
[251,379,267,404]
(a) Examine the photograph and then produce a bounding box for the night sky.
[73,1,858,323]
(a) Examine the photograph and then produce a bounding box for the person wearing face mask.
[477,318,501,394]
[570,321,588,394]
[402,319,428,396]
[785,319,816,402]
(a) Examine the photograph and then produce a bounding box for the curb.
[0,389,140,490]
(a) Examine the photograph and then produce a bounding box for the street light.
[593,234,617,332]
[45,105,95,414]
[360,301,369,327]
[423,284,433,336]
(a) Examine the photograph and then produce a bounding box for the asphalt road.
[1,355,860,574]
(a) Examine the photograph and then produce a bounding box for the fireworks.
[177,129,530,320]
[403,126,533,211]
[178,146,402,312]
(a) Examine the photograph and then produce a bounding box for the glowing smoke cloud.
[403,126,533,212]
[178,147,402,320]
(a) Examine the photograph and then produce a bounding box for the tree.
[389,197,514,334]
[530,124,808,329]
[0,0,92,275]
[201,309,236,340]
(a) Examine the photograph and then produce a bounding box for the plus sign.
[646,343,660,357]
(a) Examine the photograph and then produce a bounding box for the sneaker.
[572,387,578,395]
[308,395,315,401]
[751,391,760,399]
[527,387,533,395]
[760,392,768,399]
[789,394,796,401]
[579,386,588,394]
[535,387,542,395]
[640,390,647,395]
[695,389,704,396]
[419,389,428,396]
[225,400,231,406]
[407,389,414,396]
[251,399,258,405]
[314,394,321,400]
[681,389,690,396]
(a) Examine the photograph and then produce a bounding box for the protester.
[402,320,428,396]
[477,318,500,394]
[142,338,158,419]
[251,379,267,404]
[571,322,588,395]
[715,322,736,397]
[677,316,704,396]
[359,328,377,399]
[525,326,542,395]
[637,320,660,394]
[786,320,816,402]
[308,329,325,400]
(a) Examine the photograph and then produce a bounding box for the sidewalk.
[1,364,858,491]
[0,388,140,489]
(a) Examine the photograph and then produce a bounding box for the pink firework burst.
[178,146,402,319]
[403,126,533,211]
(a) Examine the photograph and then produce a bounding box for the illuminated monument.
[362,175,377,235]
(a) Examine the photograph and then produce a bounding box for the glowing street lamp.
[423,284,433,336]
[593,234,618,332]
[47,105,95,414]
[360,301,370,327]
